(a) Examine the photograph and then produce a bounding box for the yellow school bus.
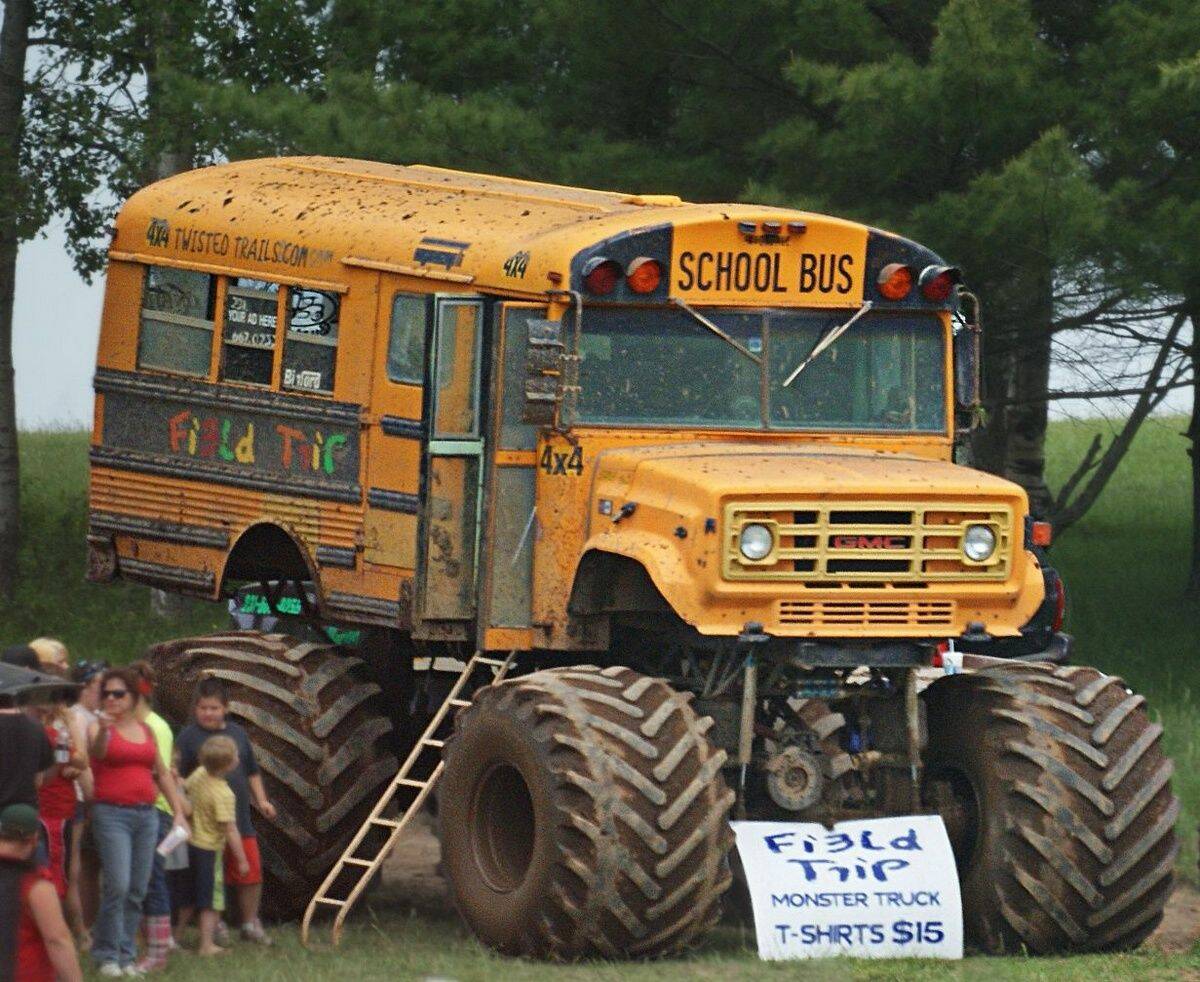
[89,157,1175,960]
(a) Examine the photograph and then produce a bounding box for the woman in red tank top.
[86,668,188,974]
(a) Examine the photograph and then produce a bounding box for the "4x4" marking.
[540,445,583,476]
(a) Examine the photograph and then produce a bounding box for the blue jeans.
[144,808,173,917]
[91,803,158,966]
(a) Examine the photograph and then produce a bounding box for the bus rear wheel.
[923,663,1178,954]
[439,665,735,960]
[148,632,398,919]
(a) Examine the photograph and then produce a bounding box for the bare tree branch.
[1052,310,1190,532]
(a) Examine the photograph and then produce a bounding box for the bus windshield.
[575,307,947,432]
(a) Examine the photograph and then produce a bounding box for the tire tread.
[925,664,1178,954]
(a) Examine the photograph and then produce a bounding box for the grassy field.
[128,913,1200,982]
[1,422,1197,978]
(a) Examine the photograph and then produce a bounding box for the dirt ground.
[380,809,1200,952]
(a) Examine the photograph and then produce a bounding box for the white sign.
[731,815,963,960]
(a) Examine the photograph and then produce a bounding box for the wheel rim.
[924,765,980,868]
[470,763,536,892]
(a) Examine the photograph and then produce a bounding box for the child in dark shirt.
[174,677,276,945]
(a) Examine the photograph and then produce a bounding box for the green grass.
[130,908,1200,981]
[3,423,1199,978]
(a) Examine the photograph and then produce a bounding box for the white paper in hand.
[732,815,963,960]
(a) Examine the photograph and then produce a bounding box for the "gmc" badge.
[830,535,910,549]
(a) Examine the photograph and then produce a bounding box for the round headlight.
[739,523,774,561]
[963,524,997,562]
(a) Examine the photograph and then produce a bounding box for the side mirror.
[954,323,980,411]
[522,318,565,425]
[953,290,981,421]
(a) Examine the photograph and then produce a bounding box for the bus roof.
[113,156,945,307]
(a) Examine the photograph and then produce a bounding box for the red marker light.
[626,257,662,294]
[1052,577,1066,632]
[919,264,961,302]
[582,257,622,295]
[877,263,913,301]
[1030,521,1053,547]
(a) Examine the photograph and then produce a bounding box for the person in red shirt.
[37,698,86,899]
[0,803,83,982]
[87,668,188,976]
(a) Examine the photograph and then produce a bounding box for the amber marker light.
[626,257,662,294]
[582,257,622,295]
[877,263,913,300]
[1030,521,1053,547]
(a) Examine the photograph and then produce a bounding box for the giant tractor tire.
[148,632,398,919]
[439,665,735,960]
[923,662,1179,954]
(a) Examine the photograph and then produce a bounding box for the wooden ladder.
[300,650,516,946]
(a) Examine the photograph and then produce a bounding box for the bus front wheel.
[438,665,735,960]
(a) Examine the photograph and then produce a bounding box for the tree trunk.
[973,268,1055,516]
[0,0,34,601]
[139,0,193,187]
[1186,306,1200,599]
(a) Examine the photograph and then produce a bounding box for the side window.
[386,293,426,384]
[221,278,279,386]
[137,266,215,376]
[282,287,339,394]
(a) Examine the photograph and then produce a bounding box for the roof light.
[787,221,807,235]
[737,221,757,239]
[582,257,622,296]
[625,257,662,294]
[919,264,962,302]
[877,263,913,301]
[761,221,782,237]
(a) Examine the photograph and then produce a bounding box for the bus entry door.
[416,297,484,626]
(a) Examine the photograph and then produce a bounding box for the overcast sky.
[13,216,1190,429]
[14,217,104,428]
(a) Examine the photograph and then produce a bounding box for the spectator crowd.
[1,639,276,979]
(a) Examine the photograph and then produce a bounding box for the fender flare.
[568,530,697,620]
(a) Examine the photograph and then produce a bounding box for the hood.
[592,442,1024,504]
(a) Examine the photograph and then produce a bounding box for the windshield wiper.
[671,298,762,365]
[782,301,874,387]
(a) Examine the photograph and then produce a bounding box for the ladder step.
[302,649,515,938]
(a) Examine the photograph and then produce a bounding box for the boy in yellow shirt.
[183,736,248,956]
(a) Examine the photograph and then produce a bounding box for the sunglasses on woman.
[101,689,129,700]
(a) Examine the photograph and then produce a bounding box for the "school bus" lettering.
[676,250,855,295]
